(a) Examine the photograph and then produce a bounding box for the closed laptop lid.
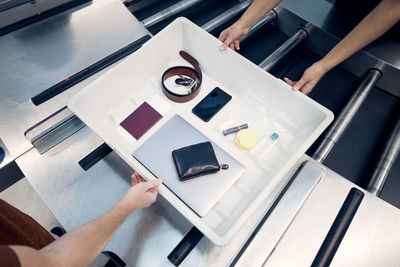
[133,114,245,217]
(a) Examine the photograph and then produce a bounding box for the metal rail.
[201,0,252,32]
[367,117,400,196]
[246,10,276,37]
[259,28,307,71]
[141,0,203,28]
[312,69,381,163]
[201,2,276,35]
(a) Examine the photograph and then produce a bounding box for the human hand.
[219,21,250,51]
[117,173,162,214]
[284,61,328,94]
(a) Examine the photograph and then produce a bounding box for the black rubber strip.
[103,251,126,267]
[0,0,91,36]
[167,227,204,266]
[0,161,25,192]
[31,34,151,106]
[78,143,112,171]
[311,187,364,267]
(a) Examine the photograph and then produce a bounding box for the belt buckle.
[175,75,197,94]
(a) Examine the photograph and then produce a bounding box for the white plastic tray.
[68,17,333,246]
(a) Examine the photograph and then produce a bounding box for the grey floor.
[0,177,109,267]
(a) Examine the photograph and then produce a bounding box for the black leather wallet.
[172,141,228,181]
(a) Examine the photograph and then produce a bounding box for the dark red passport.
[120,102,162,140]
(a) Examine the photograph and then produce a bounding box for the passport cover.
[120,102,162,140]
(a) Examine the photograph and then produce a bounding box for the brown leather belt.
[161,51,202,103]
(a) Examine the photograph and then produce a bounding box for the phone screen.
[192,87,232,122]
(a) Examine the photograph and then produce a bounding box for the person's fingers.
[144,178,163,190]
[148,188,158,197]
[147,188,157,194]
[229,42,235,50]
[131,173,140,185]
[220,32,234,51]
[131,174,136,185]
[151,192,158,202]
[300,81,315,94]
[224,34,234,50]
[218,30,227,42]
[234,40,240,50]
[220,43,228,51]
[292,77,307,91]
[145,190,158,204]
[284,77,295,86]
[219,31,228,51]
[138,176,146,183]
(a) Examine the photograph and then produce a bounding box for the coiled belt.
[161,51,202,103]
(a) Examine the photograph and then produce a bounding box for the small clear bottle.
[250,132,279,159]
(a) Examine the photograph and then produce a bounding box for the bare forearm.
[320,0,400,71]
[40,201,131,267]
[238,0,282,29]
[11,175,161,267]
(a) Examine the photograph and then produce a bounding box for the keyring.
[161,51,202,103]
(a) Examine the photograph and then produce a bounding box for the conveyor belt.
[131,3,400,264]
[133,0,239,35]
[233,25,400,207]
[1,1,399,266]
[1,0,398,203]
[132,0,400,209]
[0,0,398,208]
[323,89,398,186]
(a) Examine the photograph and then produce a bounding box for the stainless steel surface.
[0,0,150,164]
[5,1,400,265]
[201,0,251,32]
[367,118,400,196]
[0,0,31,12]
[16,126,192,266]
[181,156,314,267]
[0,0,72,28]
[264,156,400,267]
[0,0,145,109]
[259,29,307,71]
[18,131,400,267]
[16,124,311,266]
[313,69,381,163]
[28,110,85,154]
[141,0,203,28]
[234,161,323,266]
[25,107,74,144]
[273,1,400,96]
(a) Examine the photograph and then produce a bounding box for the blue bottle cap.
[270,133,279,140]
[0,147,4,164]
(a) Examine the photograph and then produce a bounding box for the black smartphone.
[192,87,232,122]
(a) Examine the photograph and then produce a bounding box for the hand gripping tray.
[68,17,333,246]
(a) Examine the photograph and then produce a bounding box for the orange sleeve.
[0,199,54,249]
[0,246,21,267]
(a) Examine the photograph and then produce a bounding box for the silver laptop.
[133,114,245,217]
